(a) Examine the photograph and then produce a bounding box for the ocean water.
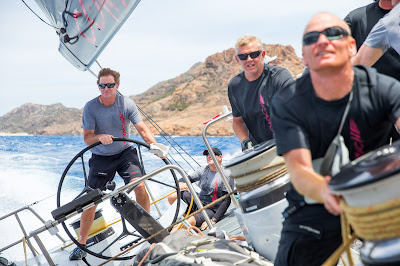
[0,135,241,262]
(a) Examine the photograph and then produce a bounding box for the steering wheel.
[56,138,181,261]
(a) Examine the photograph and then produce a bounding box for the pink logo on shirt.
[212,179,219,202]
[349,118,364,158]
[259,93,273,132]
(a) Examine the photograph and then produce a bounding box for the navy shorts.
[180,190,215,227]
[88,146,143,190]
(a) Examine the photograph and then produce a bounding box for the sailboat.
[3,1,399,265]
[1,1,281,265]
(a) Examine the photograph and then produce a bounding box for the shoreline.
[0,132,235,137]
[0,132,31,136]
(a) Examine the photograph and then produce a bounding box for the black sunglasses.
[303,26,349,46]
[98,83,116,89]
[237,50,262,61]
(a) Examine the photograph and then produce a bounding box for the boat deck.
[212,206,243,237]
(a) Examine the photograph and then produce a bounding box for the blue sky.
[1,0,372,116]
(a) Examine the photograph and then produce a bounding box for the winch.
[225,140,290,261]
[330,141,400,265]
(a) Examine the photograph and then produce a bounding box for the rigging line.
[169,114,221,137]
[115,91,198,171]
[140,113,197,171]
[86,67,97,78]
[61,11,95,43]
[164,153,186,170]
[166,111,224,137]
[207,135,237,150]
[95,60,103,69]
[136,105,201,167]
[27,183,84,209]
[29,190,60,206]
[136,105,201,169]
[21,0,59,30]
[61,0,105,43]
[56,36,97,77]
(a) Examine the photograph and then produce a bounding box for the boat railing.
[13,164,210,266]
[145,181,162,217]
[202,110,240,209]
[0,205,66,258]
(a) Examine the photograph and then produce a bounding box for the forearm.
[284,149,342,215]
[232,117,249,142]
[212,196,231,221]
[351,44,383,67]
[135,121,157,145]
[83,131,113,146]
[139,131,156,145]
[289,163,327,203]
[283,149,327,203]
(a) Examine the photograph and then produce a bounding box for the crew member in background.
[345,0,400,80]
[168,147,234,231]
[345,0,400,142]
[270,12,400,265]
[351,0,400,66]
[70,68,168,261]
[228,35,294,151]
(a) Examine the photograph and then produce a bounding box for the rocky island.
[0,44,303,136]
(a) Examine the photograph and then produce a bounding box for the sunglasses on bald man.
[303,26,349,46]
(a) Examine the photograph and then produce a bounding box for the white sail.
[33,0,141,71]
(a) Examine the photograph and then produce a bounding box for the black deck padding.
[51,189,103,221]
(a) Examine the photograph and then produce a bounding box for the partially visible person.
[345,0,400,80]
[351,0,400,66]
[168,148,234,230]
[270,12,400,266]
[70,68,168,261]
[346,0,400,141]
[228,35,294,150]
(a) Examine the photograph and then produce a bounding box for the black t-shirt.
[270,66,400,216]
[345,1,400,81]
[228,63,294,144]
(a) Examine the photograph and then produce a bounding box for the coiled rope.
[234,164,287,192]
[340,197,400,240]
[323,197,400,266]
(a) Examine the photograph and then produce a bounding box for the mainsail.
[33,0,141,71]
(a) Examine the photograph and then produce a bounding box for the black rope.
[115,90,200,172]
[21,0,59,29]
[138,110,197,171]
[137,105,201,170]
[61,9,96,44]
[21,0,97,74]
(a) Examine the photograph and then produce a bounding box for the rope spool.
[225,140,287,191]
[323,198,400,266]
[340,197,400,240]
[235,165,288,192]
